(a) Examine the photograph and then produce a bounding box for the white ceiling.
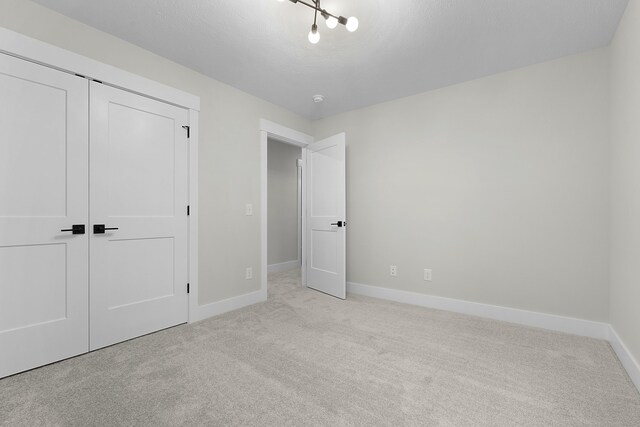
[33,0,628,119]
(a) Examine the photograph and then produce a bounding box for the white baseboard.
[347,282,610,340]
[190,289,266,323]
[268,260,300,274]
[609,326,640,392]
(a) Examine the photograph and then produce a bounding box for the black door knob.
[61,224,85,234]
[93,224,119,234]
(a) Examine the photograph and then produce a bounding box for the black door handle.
[61,224,85,234]
[330,221,346,228]
[93,224,119,234]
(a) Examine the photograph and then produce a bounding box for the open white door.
[305,133,346,299]
[0,54,89,378]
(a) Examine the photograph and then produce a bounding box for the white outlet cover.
[424,269,432,281]
[246,267,253,279]
[390,265,397,277]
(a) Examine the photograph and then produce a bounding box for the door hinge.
[182,125,190,139]
[187,283,190,294]
[187,205,190,216]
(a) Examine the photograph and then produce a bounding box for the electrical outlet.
[246,267,253,280]
[390,265,397,277]
[245,204,253,216]
[424,269,432,281]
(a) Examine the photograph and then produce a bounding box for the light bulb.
[326,16,338,29]
[346,16,359,32]
[308,25,320,44]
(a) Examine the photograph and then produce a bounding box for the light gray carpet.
[1,269,639,426]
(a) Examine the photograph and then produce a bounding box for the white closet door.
[89,82,189,350]
[0,54,89,378]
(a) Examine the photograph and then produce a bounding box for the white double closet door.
[0,54,189,378]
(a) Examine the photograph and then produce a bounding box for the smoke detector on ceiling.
[313,94,325,103]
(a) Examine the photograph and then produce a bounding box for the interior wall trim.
[191,290,266,323]
[609,326,640,393]
[260,119,314,146]
[268,260,301,274]
[347,281,610,339]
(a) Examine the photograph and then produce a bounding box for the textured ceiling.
[32,0,628,119]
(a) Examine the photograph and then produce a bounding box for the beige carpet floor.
[1,269,639,426]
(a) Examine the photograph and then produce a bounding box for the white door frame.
[260,119,314,298]
[297,158,303,265]
[0,27,201,323]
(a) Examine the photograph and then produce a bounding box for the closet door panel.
[0,54,89,378]
[89,82,188,351]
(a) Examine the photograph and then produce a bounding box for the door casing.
[260,119,315,297]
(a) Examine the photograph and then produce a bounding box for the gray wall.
[314,49,611,322]
[268,139,301,265]
[610,0,640,366]
[0,0,312,305]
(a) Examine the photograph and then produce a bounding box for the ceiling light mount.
[278,0,359,43]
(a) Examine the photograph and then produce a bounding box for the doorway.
[259,120,312,299]
[260,120,347,301]
[267,138,302,275]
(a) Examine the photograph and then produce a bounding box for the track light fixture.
[277,0,359,44]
